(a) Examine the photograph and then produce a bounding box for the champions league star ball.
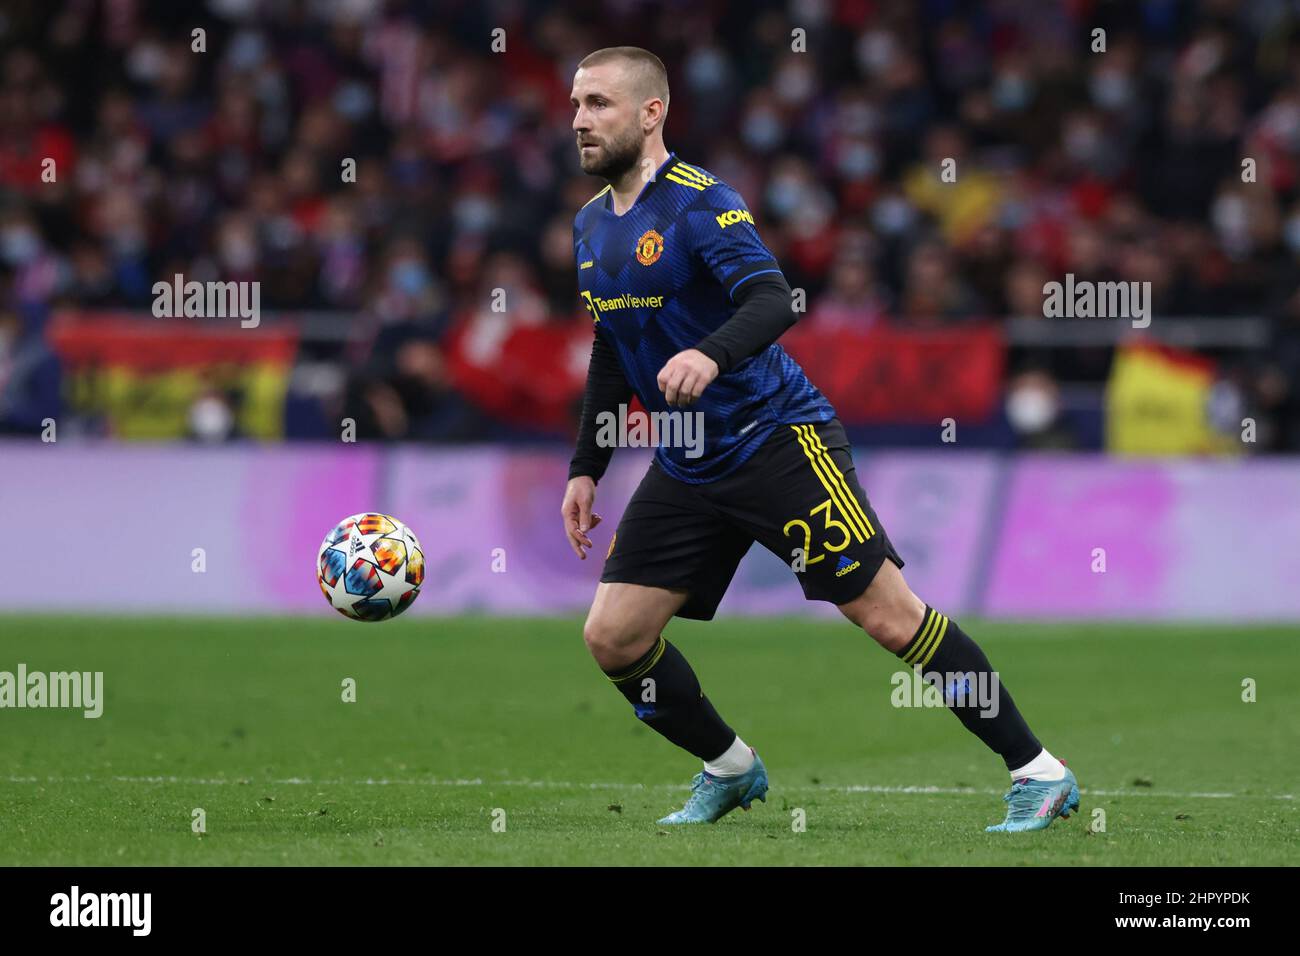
[317,513,425,621]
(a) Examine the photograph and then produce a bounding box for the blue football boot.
[985,764,1080,832]
[657,752,768,824]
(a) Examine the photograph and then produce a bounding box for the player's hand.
[561,476,603,560]
[656,349,719,407]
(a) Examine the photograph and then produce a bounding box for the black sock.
[896,606,1042,771]
[603,636,736,762]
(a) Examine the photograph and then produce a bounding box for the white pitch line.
[2,774,1294,801]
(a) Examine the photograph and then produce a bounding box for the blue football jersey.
[574,152,835,483]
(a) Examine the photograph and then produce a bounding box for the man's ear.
[643,98,665,134]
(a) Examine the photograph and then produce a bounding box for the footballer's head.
[570,46,669,181]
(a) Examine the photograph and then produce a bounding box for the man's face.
[570,63,645,180]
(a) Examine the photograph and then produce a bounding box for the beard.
[578,124,644,181]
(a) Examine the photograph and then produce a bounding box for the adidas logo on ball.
[318,513,425,622]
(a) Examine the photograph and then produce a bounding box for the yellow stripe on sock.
[609,636,666,683]
[916,614,949,668]
[903,609,942,665]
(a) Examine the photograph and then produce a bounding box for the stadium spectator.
[0,0,1295,448]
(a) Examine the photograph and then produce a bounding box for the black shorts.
[601,418,903,620]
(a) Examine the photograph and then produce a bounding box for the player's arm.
[657,185,795,405]
[563,331,633,559]
[693,270,796,374]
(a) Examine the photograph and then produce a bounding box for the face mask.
[998,198,1029,229]
[189,395,234,443]
[108,223,148,256]
[454,195,495,233]
[871,195,914,235]
[992,73,1031,111]
[225,29,266,70]
[333,81,373,121]
[0,227,39,266]
[775,64,815,105]
[1204,379,1242,431]
[837,141,879,179]
[1266,103,1300,150]
[391,260,429,296]
[856,30,895,75]
[766,177,804,218]
[126,42,166,83]
[1211,194,1248,243]
[1284,216,1300,254]
[742,111,782,152]
[1090,71,1134,111]
[686,49,726,90]
[1006,386,1057,434]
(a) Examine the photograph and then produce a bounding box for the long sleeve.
[568,330,634,483]
[693,271,797,374]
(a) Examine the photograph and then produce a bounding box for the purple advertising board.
[984,455,1300,620]
[1,441,1297,620]
[0,442,381,612]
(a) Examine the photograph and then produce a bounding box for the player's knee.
[841,587,925,653]
[856,606,914,652]
[582,614,648,669]
[581,616,613,656]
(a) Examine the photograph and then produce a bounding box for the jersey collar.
[605,151,677,215]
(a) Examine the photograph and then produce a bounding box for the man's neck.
[608,144,670,215]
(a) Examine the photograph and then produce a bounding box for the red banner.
[48,313,299,368]
[446,316,1005,431]
[780,323,1005,425]
[445,317,591,434]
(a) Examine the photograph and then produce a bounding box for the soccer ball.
[317,513,425,621]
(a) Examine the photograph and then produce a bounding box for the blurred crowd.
[1,0,1300,448]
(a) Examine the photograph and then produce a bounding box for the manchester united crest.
[635,229,664,266]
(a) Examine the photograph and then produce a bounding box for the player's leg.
[837,559,1056,771]
[836,565,1079,831]
[584,580,740,764]
[728,419,1077,830]
[582,579,685,671]
[587,462,767,822]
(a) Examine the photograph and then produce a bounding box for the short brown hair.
[576,47,670,109]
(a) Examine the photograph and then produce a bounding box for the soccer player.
[561,47,1079,831]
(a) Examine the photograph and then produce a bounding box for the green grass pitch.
[1,615,1295,866]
